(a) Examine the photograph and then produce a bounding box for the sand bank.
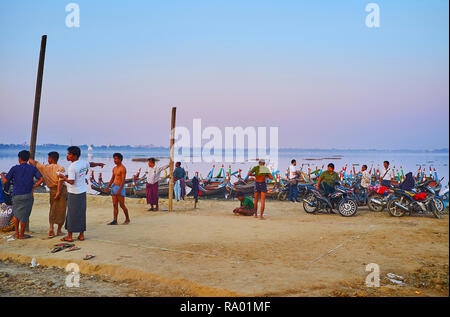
[0,193,448,296]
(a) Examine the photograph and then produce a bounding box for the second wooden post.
[168,107,176,212]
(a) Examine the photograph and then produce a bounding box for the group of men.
[1,147,104,240]
[0,146,199,239]
[286,159,396,202]
[233,159,397,218]
[135,159,191,211]
[2,148,400,238]
[233,159,273,220]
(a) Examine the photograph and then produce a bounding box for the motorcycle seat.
[413,193,427,200]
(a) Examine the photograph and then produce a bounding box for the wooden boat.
[93,171,141,185]
[130,183,170,198]
[227,183,254,197]
[186,181,229,198]
[90,184,136,196]
[90,171,169,198]
[227,181,280,198]
[198,185,229,198]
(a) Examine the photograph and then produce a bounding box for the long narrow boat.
[90,171,169,198]
[187,182,229,198]
[130,183,170,198]
[227,181,280,198]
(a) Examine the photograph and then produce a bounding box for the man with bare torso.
[248,159,274,220]
[106,153,130,225]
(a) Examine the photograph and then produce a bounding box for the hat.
[258,159,265,164]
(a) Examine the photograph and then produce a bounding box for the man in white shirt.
[146,157,169,211]
[288,159,300,202]
[361,165,371,189]
[360,165,371,203]
[58,146,104,242]
[380,160,395,187]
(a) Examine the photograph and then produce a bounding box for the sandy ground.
[0,193,448,297]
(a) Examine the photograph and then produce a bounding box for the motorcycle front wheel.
[303,194,318,213]
[429,200,441,219]
[434,197,445,215]
[387,197,406,217]
[278,191,288,201]
[338,199,358,217]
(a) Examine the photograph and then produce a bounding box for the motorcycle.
[386,180,440,219]
[297,183,316,201]
[277,180,289,201]
[277,179,314,201]
[302,181,358,217]
[367,185,392,212]
[348,176,369,206]
[429,179,446,215]
[438,182,449,213]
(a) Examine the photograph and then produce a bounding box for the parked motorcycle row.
[278,176,448,218]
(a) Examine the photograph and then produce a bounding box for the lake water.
[0,146,448,195]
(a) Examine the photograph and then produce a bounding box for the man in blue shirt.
[173,162,186,200]
[1,150,43,239]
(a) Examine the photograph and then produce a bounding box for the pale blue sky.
[0,0,448,149]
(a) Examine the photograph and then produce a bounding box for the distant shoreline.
[0,144,448,154]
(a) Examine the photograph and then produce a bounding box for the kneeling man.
[233,195,255,216]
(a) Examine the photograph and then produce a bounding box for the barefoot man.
[1,150,43,239]
[145,158,169,211]
[29,152,67,238]
[233,194,255,216]
[106,153,130,225]
[57,146,104,242]
[248,159,273,219]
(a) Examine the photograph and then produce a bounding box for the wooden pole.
[168,107,177,212]
[30,35,47,160]
[27,35,47,232]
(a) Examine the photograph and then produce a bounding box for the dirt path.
[0,194,448,297]
[0,258,197,297]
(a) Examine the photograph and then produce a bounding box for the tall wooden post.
[27,35,47,232]
[168,107,177,212]
[30,35,47,160]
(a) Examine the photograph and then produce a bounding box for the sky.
[0,0,448,149]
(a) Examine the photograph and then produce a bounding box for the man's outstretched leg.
[118,196,130,224]
[254,192,259,218]
[108,195,119,225]
[260,192,266,220]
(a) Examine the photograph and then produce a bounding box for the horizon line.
[0,143,448,153]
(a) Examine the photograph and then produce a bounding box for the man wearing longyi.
[248,159,273,220]
[1,150,44,239]
[57,146,105,242]
[29,152,67,238]
[106,153,130,225]
[145,157,169,211]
